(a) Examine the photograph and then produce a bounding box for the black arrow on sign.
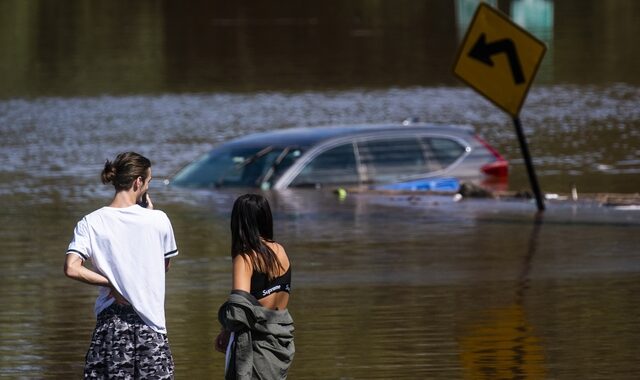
[468,33,525,84]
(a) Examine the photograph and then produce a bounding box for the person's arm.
[64,253,109,286]
[232,254,252,292]
[215,254,253,353]
[64,253,129,304]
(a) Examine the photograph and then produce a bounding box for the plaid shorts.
[84,304,175,379]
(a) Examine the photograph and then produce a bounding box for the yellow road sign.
[453,3,547,117]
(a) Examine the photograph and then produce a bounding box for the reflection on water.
[459,305,546,379]
[2,0,640,98]
[459,218,546,379]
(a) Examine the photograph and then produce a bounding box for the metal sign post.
[513,117,545,211]
[453,3,547,211]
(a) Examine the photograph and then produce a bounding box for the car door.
[288,142,360,188]
[356,136,435,184]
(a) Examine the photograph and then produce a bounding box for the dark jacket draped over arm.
[218,290,295,380]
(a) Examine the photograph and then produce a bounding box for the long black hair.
[230,194,283,279]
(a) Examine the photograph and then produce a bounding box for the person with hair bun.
[64,152,179,379]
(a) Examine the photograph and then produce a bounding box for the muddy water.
[1,92,639,378]
[1,189,639,378]
[1,0,640,378]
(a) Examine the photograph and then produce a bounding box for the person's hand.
[138,192,154,209]
[145,192,154,210]
[215,329,231,353]
[108,287,130,305]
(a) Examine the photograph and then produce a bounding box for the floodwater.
[1,0,640,379]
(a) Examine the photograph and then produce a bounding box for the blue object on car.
[374,177,461,192]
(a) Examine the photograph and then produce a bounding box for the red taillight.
[475,136,509,177]
[481,160,509,177]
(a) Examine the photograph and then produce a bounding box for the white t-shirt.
[67,205,179,334]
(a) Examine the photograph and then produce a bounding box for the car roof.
[224,123,476,149]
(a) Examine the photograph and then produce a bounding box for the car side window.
[290,143,359,188]
[358,137,427,183]
[424,137,466,167]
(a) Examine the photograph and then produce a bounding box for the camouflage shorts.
[84,304,175,379]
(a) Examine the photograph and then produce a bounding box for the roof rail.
[402,117,420,125]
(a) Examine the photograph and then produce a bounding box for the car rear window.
[423,137,466,166]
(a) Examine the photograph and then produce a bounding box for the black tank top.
[250,266,292,300]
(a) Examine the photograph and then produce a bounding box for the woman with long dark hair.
[64,152,178,379]
[216,194,295,379]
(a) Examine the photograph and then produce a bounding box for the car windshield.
[171,145,302,188]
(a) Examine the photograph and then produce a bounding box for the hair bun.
[101,160,117,184]
[100,152,151,190]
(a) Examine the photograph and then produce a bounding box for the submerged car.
[169,122,508,190]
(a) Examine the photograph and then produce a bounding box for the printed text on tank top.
[250,265,291,300]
